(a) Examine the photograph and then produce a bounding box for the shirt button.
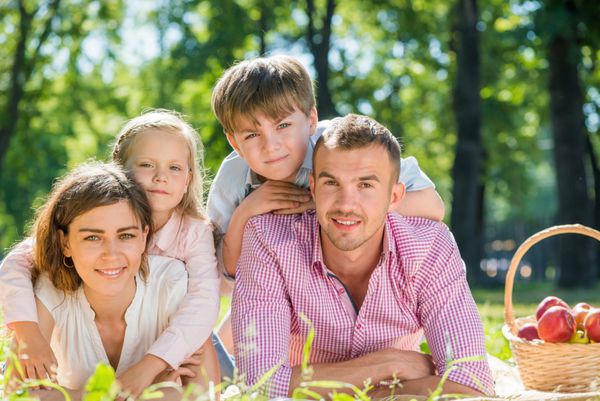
[356,323,363,329]
[338,288,345,294]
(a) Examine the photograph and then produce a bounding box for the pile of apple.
[517,296,600,343]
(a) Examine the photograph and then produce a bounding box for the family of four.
[0,55,494,400]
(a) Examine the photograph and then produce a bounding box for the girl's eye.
[84,235,100,241]
[139,162,153,168]
[278,122,291,129]
[120,233,136,240]
[170,165,182,171]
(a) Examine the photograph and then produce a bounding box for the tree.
[540,0,595,287]
[0,0,61,168]
[450,0,485,284]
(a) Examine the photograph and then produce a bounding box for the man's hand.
[117,354,168,399]
[388,349,435,381]
[10,321,57,384]
[239,180,311,218]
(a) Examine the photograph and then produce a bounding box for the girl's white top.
[34,255,187,389]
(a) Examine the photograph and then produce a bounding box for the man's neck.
[320,226,385,283]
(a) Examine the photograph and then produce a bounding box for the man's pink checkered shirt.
[232,211,494,397]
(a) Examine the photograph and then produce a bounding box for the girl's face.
[60,200,149,298]
[127,129,192,227]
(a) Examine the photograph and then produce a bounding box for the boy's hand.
[241,180,311,217]
[10,321,57,383]
[274,197,315,215]
[117,354,168,398]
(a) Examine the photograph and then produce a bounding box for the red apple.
[517,323,540,341]
[536,296,570,321]
[584,308,600,342]
[572,302,592,329]
[537,306,576,343]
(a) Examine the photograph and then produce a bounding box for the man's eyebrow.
[358,175,380,182]
[317,171,335,179]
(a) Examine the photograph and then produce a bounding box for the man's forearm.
[375,376,485,398]
[288,349,434,397]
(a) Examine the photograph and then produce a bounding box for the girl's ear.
[59,229,71,257]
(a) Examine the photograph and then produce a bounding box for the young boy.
[208,55,445,279]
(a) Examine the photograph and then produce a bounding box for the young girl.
[0,110,221,397]
[5,163,219,400]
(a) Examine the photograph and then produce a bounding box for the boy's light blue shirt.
[207,120,434,238]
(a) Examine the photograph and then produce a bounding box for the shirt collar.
[153,210,183,252]
[311,212,397,274]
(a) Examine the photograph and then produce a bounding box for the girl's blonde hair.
[31,162,153,291]
[112,109,206,219]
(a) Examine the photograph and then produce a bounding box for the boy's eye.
[324,180,337,186]
[359,182,373,189]
[278,122,291,129]
[244,133,258,140]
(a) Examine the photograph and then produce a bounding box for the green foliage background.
[1,0,599,267]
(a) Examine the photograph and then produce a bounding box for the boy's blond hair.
[112,109,207,220]
[212,55,316,134]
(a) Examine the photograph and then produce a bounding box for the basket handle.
[504,224,600,331]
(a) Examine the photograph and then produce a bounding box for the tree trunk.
[585,135,600,281]
[549,35,595,288]
[450,0,485,284]
[0,0,61,167]
[306,0,337,118]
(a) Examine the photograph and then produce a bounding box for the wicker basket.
[503,224,600,392]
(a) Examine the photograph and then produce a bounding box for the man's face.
[310,144,405,254]
[226,107,318,182]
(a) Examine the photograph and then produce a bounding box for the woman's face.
[60,200,149,297]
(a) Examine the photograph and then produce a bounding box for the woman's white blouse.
[34,255,187,389]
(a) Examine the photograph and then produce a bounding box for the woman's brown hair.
[31,162,153,292]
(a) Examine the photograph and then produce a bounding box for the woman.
[6,162,219,400]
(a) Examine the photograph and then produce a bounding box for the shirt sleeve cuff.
[266,365,293,398]
[3,298,38,325]
[147,331,194,369]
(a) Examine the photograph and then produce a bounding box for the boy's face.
[227,107,318,182]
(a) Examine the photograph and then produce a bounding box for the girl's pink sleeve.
[0,238,38,324]
[146,220,221,368]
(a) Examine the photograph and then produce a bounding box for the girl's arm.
[0,239,58,383]
[5,297,56,393]
[146,220,221,366]
[118,234,220,397]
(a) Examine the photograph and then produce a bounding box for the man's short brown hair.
[313,114,401,181]
[212,55,315,134]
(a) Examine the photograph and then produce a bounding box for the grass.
[3,284,600,399]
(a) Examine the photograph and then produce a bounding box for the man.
[231,114,494,398]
